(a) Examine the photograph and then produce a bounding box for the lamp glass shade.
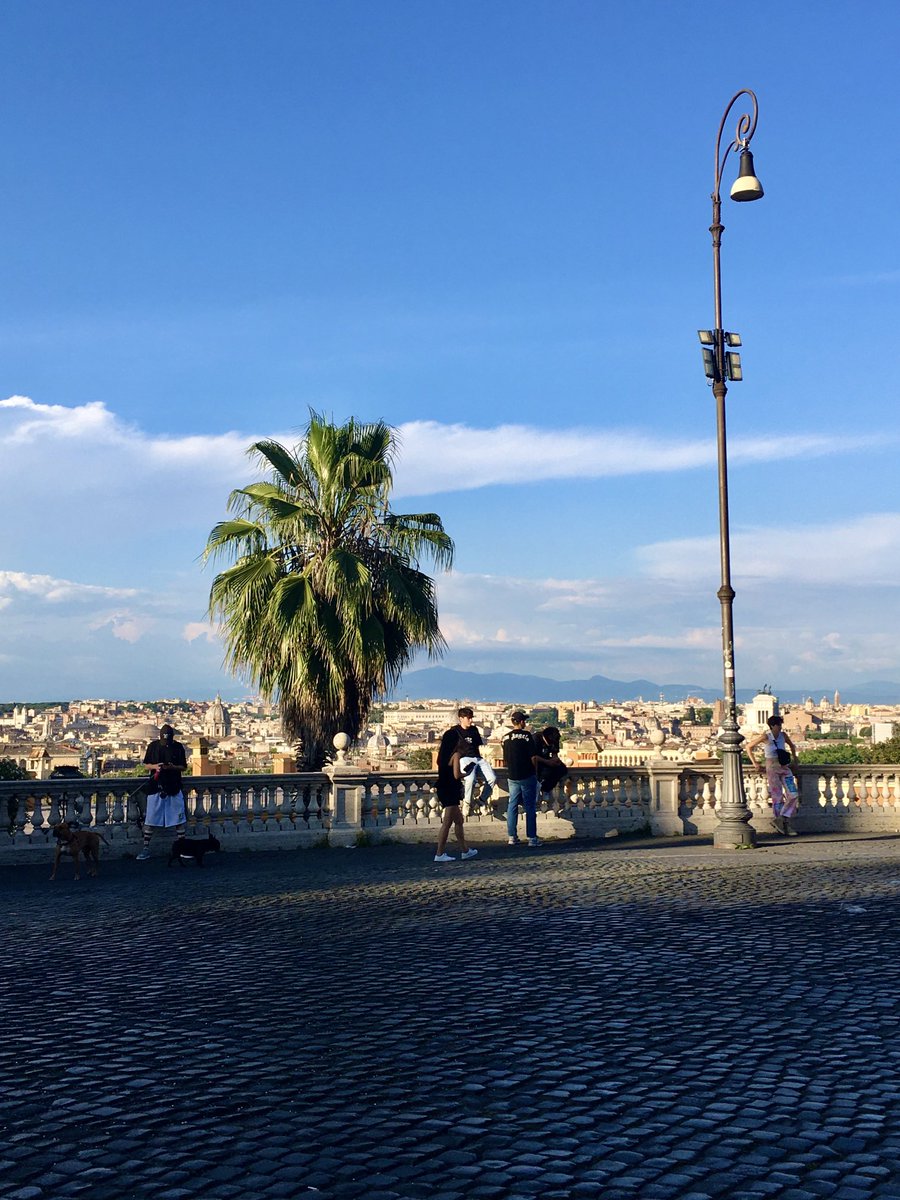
[730,148,763,202]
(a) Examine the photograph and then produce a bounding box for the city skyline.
[2,2,900,699]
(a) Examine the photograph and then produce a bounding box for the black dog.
[168,834,222,867]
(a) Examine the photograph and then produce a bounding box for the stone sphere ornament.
[332,732,350,765]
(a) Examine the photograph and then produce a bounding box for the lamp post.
[699,90,764,849]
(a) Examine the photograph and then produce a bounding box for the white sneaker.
[528,838,542,847]
[461,848,478,860]
[434,852,455,863]
[507,836,519,846]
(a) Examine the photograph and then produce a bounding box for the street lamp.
[700,89,764,849]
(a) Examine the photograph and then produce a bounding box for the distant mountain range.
[388,667,900,707]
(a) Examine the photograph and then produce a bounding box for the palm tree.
[203,413,454,767]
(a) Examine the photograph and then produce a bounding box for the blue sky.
[2,0,900,700]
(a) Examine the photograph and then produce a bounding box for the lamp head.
[730,147,764,202]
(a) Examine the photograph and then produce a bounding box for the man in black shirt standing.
[138,724,188,861]
[502,711,540,847]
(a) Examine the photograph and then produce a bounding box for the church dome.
[124,722,160,742]
[203,694,231,738]
[366,723,391,758]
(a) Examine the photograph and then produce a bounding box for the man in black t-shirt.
[502,711,541,847]
[432,707,480,864]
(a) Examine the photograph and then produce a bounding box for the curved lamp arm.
[713,89,759,202]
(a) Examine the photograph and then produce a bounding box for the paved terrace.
[3,832,900,1200]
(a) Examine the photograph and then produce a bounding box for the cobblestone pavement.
[4,832,900,1200]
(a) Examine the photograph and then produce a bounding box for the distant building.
[204,695,231,739]
[747,691,778,731]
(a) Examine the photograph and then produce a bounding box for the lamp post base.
[712,721,757,849]
[713,815,756,849]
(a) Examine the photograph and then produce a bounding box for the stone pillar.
[324,769,365,847]
[647,759,685,836]
[323,732,364,846]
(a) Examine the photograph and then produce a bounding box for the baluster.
[746,772,762,813]
[193,785,207,826]
[303,781,314,827]
[280,785,295,828]
[558,778,571,814]
[31,791,46,834]
[206,787,220,830]
[413,786,427,822]
[701,778,713,812]
[45,788,62,828]
[318,778,329,824]
[94,787,109,828]
[249,786,265,829]
[180,785,194,831]
[818,774,830,809]
[428,788,442,822]
[14,792,28,835]
[367,777,379,825]
[63,791,79,823]
[680,775,693,811]
[111,785,125,827]
[571,775,583,809]
[263,785,277,825]
[126,783,144,833]
[589,776,601,812]
[222,786,237,831]
[402,783,413,823]
[235,784,251,830]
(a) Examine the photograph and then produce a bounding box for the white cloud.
[638,513,900,588]
[390,419,889,497]
[593,629,721,651]
[183,621,218,644]
[0,571,138,603]
[0,395,126,445]
[88,612,157,643]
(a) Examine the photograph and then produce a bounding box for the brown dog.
[51,821,109,881]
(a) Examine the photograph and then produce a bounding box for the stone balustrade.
[3,760,900,864]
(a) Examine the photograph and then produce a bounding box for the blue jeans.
[461,757,497,811]
[507,775,538,839]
